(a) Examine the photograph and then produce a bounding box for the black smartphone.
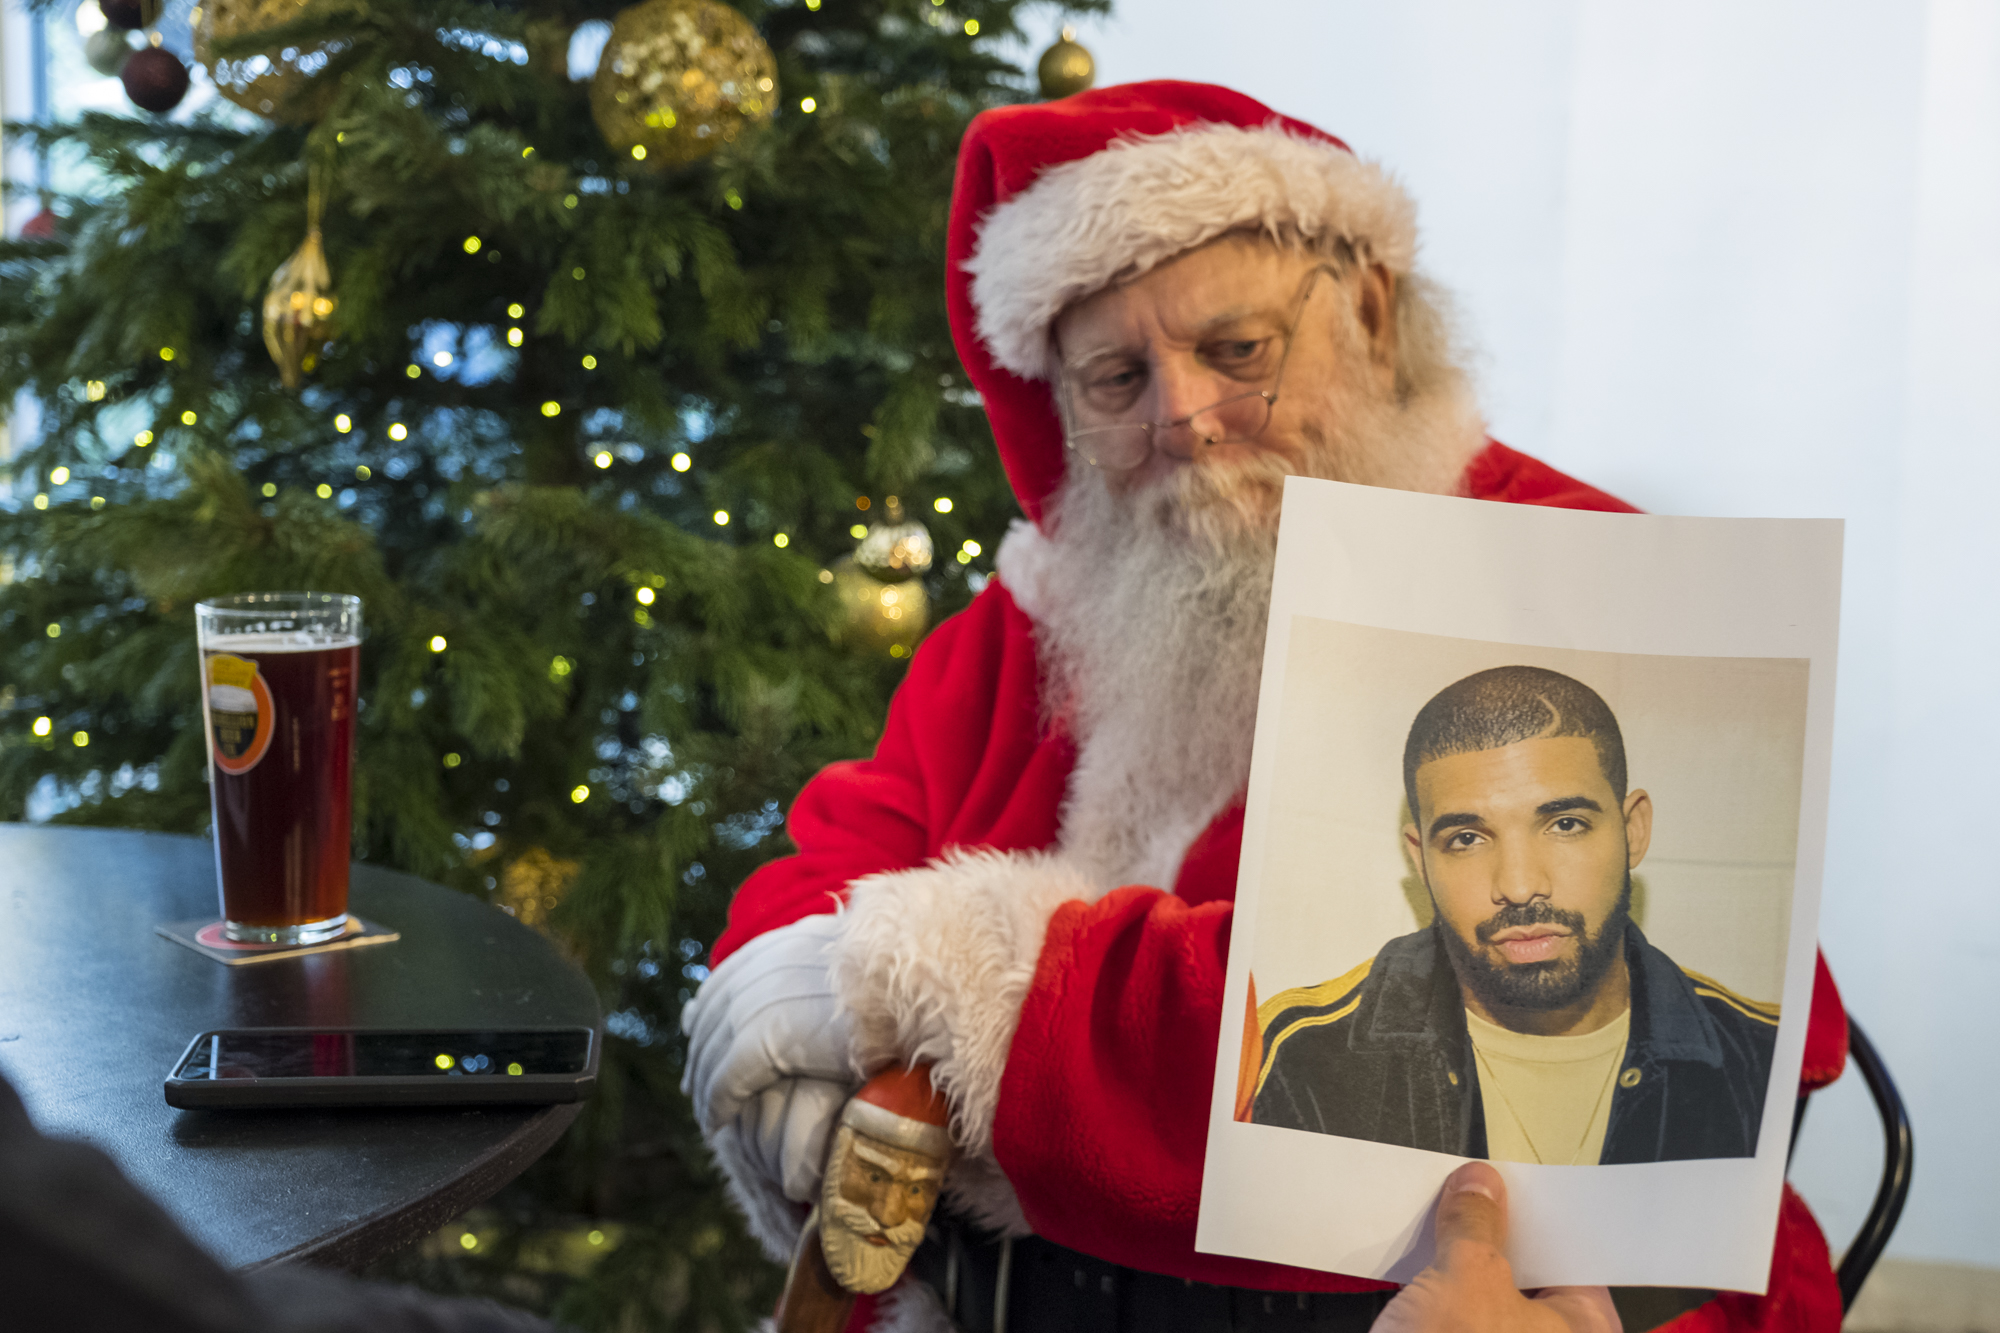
[163,1026,598,1109]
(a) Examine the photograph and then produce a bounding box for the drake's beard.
[1435,875,1634,1016]
[1035,338,1481,889]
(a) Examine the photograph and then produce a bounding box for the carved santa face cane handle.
[776,1065,951,1333]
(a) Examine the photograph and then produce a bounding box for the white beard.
[1029,341,1481,891]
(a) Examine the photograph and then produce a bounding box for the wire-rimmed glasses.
[1058,264,1340,472]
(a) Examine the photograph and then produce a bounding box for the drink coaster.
[155,915,400,966]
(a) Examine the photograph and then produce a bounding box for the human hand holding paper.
[1374,1164,1622,1333]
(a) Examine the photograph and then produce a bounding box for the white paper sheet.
[1196,477,1842,1293]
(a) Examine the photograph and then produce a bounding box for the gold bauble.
[852,496,934,581]
[262,227,337,390]
[498,846,580,932]
[195,0,336,121]
[1036,27,1095,100]
[589,0,777,169]
[833,557,927,658]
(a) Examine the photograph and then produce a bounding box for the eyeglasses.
[1058,264,1339,473]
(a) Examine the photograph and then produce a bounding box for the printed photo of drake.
[1234,625,1806,1166]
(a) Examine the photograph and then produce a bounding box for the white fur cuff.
[829,847,1097,1168]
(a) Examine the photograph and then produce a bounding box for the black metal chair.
[1789,1017,1914,1311]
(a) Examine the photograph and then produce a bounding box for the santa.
[685,81,1852,1333]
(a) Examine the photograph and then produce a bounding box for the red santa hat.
[946,80,1417,525]
[839,1063,952,1157]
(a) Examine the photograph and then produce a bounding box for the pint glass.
[195,592,362,944]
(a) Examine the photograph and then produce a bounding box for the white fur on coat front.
[829,847,1101,1235]
[964,121,1417,380]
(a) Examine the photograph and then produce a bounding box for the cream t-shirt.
[1466,1007,1631,1166]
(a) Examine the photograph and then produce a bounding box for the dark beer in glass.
[195,593,362,945]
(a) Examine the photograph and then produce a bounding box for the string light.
[542,401,562,417]
[32,717,50,738]
[50,466,70,485]
[463,236,482,254]
[262,482,278,497]
[388,423,408,441]
[570,784,590,803]
[773,533,789,548]
[507,327,524,347]
[593,451,613,468]
[636,587,656,605]
[713,510,730,525]
[159,347,175,361]
[355,465,371,480]
[316,483,333,499]
[72,730,89,747]
[799,96,817,113]
[429,636,448,653]
[934,497,953,513]
[631,145,647,161]
[963,18,978,33]
[670,452,691,472]
[406,364,422,379]
[90,496,105,510]
[507,303,525,319]
[849,523,867,539]
[433,351,452,367]
[571,267,586,281]
[334,414,352,432]
[45,623,60,638]
[85,380,105,401]
[443,752,461,768]
[581,355,597,370]
[134,430,153,446]
[180,410,197,425]
[32,494,46,509]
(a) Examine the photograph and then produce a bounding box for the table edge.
[242,1099,588,1273]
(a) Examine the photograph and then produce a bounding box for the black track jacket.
[1250,923,1778,1163]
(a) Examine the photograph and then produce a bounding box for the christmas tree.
[0,0,1098,1324]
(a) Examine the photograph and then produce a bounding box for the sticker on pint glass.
[207,653,274,775]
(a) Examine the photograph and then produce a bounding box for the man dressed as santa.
[686,81,1852,1333]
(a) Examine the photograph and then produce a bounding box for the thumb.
[1433,1161,1508,1259]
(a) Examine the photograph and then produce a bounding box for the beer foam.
[203,633,361,653]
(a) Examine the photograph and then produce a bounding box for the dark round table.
[0,824,600,1271]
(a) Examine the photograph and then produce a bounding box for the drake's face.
[1404,736,1651,1017]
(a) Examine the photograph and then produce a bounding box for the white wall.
[1060,0,1999,1272]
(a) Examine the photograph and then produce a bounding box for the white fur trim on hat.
[964,121,1417,380]
[828,847,1104,1237]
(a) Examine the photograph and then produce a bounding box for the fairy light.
[388,423,408,441]
[670,452,691,472]
[593,451,613,469]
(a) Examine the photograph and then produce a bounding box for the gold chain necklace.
[1473,1043,1623,1165]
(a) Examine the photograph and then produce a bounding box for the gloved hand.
[683,912,856,1203]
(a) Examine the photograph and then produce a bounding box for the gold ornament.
[836,497,931,657]
[590,0,777,168]
[498,846,580,932]
[1036,27,1095,100]
[262,163,337,390]
[195,0,336,121]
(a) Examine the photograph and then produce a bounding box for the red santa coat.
[715,441,1850,1330]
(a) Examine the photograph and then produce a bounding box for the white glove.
[731,1075,852,1203]
[683,912,856,1200]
